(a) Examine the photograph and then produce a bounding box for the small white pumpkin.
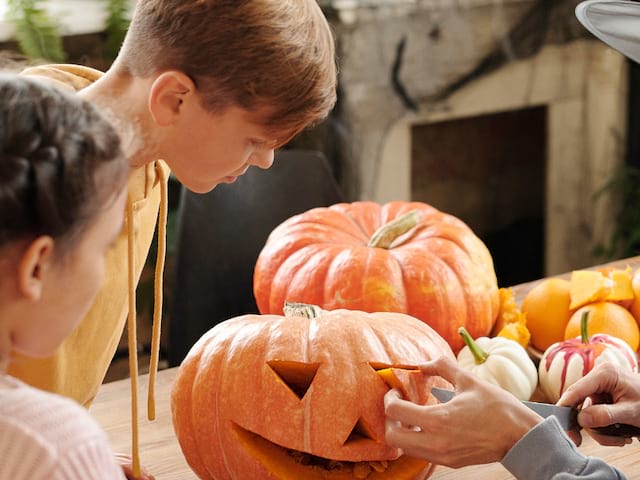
[457,327,538,400]
[539,311,638,403]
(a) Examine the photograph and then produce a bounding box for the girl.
[0,74,142,479]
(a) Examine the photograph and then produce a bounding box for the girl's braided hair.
[0,75,128,256]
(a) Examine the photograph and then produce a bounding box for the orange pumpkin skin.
[254,201,499,353]
[171,308,454,480]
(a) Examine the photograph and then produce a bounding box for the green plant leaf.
[594,164,640,259]
[104,0,130,61]
[7,0,65,62]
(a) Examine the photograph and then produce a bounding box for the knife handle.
[591,423,640,438]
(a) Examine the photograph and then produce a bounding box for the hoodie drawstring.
[126,194,141,478]
[126,161,169,478]
[148,163,168,421]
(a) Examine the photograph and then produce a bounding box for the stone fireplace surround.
[308,0,628,277]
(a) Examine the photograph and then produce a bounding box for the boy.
[11,0,336,405]
[10,0,336,475]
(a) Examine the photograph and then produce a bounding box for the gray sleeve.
[501,416,627,480]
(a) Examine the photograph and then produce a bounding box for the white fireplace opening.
[374,40,628,280]
[411,106,546,286]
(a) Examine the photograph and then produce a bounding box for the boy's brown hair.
[118,0,337,144]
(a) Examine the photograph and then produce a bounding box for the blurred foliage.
[5,0,131,62]
[594,165,640,260]
[104,0,129,60]
[6,0,65,62]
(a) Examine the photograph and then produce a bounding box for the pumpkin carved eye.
[267,360,320,400]
[369,362,420,374]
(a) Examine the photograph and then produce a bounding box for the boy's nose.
[251,149,275,169]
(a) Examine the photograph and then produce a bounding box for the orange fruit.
[629,268,640,328]
[564,301,640,351]
[522,278,572,351]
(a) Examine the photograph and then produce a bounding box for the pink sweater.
[0,374,125,479]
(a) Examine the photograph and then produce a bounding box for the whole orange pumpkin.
[253,201,499,352]
[171,304,454,480]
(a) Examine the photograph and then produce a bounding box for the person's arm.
[384,356,628,479]
[502,416,627,480]
[54,441,128,480]
[0,417,127,480]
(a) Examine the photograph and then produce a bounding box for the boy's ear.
[18,236,55,301]
[148,71,196,126]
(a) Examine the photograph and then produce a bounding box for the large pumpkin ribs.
[171,305,454,480]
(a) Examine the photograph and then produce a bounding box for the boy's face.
[162,102,277,194]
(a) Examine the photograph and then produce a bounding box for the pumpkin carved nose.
[345,418,377,445]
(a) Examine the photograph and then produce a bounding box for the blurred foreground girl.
[0,75,149,479]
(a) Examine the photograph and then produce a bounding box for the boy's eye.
[250,139,267,149]
[250,138,278,151]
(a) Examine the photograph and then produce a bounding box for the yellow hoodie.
[9,64,169,474]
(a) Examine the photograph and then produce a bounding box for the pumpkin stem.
[368,210,420,249]
[580,310,590,344]
[458,327,489,365]
[283,301,324,319]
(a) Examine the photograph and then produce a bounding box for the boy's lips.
[224,166,249,183]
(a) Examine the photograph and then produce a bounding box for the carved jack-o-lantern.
[171,304,454,480]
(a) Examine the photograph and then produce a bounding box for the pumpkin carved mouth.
[229,361,431,480]
[232,422,431,480]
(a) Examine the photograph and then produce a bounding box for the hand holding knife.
[385,356,640,472]
[431,387,640,438]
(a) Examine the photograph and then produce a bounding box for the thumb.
[384,388,402,410]
[579,403,636,429]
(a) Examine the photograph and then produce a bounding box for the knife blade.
[431,387,640,438]
[431,387,578,431]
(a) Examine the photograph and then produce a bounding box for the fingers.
[385,417,457,467]
[115,453,155,480]
[565,428,583,447]
[122,468,156,480]
[384,388,401,407]
[385,418,423,446]
[557,362,617,408]
[578,402,640,430]
[557,377,598,408]
[385,431,441,466]
[385,388,438,428]
[585,428,633,447]
[419,356,460,385]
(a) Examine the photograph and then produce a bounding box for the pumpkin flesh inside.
[233,423,430,480]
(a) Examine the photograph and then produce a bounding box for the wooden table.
[92,256,640,479]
